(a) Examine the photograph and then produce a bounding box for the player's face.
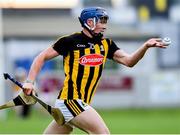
[94,16,108,34]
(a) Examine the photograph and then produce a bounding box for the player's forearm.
[26,54,45,83]
[128,44,148,67]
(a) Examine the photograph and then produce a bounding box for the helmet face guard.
[98,16,108,24]
[79,7,109,38]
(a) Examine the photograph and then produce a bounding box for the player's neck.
[82,29,93,38]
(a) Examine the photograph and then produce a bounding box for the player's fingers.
[159,46,167,49]
[27,89,33,95]
[22,82,34,95]
[148,38,162,43]
[154,38,162,42]
[23,88,33,96]
[147,38,162,47]
[155,42,167,48]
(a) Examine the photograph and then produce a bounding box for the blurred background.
[0,0,180,134]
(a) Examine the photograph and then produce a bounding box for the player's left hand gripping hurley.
[1,73,65,125]
[0,73,37,110]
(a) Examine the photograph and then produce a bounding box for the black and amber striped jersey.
[52,31,119,104]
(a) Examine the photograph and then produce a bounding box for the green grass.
[0,107,180,134]
[99,108,180,134]
[0,108,51,134]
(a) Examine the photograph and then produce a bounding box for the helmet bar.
[98,16,108,24]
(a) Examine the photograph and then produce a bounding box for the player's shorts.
[55,99,90,123]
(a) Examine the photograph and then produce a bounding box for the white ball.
[162,37,171,45]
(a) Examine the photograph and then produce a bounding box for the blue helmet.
[79,7,109,27]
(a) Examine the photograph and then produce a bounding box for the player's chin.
[97,28,106,32]
[99,30,106,34]
[101,28,106,32]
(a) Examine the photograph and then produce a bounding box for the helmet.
[79,7,109,28]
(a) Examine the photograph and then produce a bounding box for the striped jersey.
[52,31,119,104]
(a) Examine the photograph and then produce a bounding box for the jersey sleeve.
[107,39,120,59]
[52,36,69,56]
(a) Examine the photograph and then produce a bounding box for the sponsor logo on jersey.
[77,44,86,47]
[79,54,104,66]
[88,42,95,50]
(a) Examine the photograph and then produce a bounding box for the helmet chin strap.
[84,18,103,40]
[84,17,96,30]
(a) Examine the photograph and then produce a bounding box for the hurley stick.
[3,73,65,125]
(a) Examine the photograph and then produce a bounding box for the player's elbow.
[116,60,135,68]
[126,62,135,68]
[114,56,136,67]
[124,58,136,68]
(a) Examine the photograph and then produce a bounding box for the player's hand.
[144,38,168,49]
[22,82,34,96]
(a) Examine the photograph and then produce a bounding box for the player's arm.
[27,47,59,82]
[113,38,167,67]
[23,47,59,95]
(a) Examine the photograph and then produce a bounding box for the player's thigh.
[43,120,73,134]
[70,107,110,134]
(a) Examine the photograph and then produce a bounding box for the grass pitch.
[0,107,180,134]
